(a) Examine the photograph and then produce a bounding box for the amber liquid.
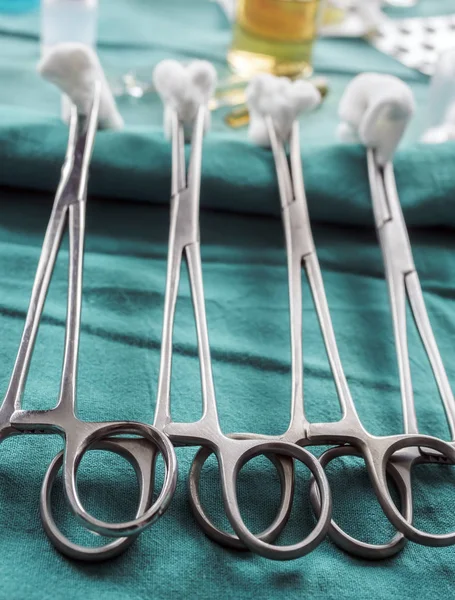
[228,0,322,78]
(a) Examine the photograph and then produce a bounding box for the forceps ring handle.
[309,445,409,560]
[40,436,157,561]
[63,422,177,538]
[188,434,295,550]
[220,441,332,561]
[373,435,455,548]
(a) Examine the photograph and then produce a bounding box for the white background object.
[422,48,455,143]
[212,0,236,22]
[370,14,455,76]
[41,0,98,55]
[319,0,385,38]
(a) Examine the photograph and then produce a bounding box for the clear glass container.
[41,0,98,54]
[227,0,323,78]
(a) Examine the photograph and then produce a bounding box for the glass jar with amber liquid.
[227,0,324,79]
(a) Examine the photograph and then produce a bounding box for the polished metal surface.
[0,85,177,559]
[309,148,455,552]
[187,117,350,556]
[188,119,455,558]
[144,108,332,561]
[369,14,455,76]
[3,85,455,562]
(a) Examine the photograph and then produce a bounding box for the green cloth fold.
[2,108,455,226]
[1,0,455,227]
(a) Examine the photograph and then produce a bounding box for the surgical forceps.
[189,116,410,559]
[136,104,331,561]
[3,84,177,557]
[188,114,370,554]
[308,150,455,551]
[364,148,455,546]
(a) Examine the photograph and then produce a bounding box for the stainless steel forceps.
[166,113,455,559]
[358,148,455,548]
[146,104,332,561]
[190,116,418,560]
[269,120,407,559]
[307,149,455,554]
[187,116,348,556]
[1,84,177,558]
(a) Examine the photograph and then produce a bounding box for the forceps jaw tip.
[54,81,102,212]
[170,104,206,188]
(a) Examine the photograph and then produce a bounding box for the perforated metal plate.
[369,14,455,75]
